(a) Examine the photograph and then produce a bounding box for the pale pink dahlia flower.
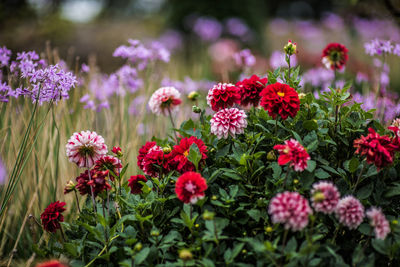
[268,191,312,231]
[311,181,340,214]
[366,207,390,240]
[148,86,182,116]
[335,196,364,229]
[210,108,247,139]
[66,131,108,168]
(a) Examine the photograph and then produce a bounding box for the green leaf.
[284,237,297,254]
[385,183,400,197]
[303,120,318,131]
[247,209,261,222]
[371,239,390,255]
[315,168,330,179]
[357,183,373,199]
[306,140,319,153]
[134,247,150,264]
[187,143,201,170]
[349,158,360,173]
[306,160,317,172]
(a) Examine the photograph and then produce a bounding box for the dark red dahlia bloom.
[137,141,158,170]
[40,201,66,233]
[388,126,400,151]
[273,139,310,172]
[75,170,111,196]
[260,82,300,120]
[170,136,208,173]
[236,75,268,107]
[354,128,396,169]
[36,260,68,267]
[142,147,172,177]
[112,146,122,157]
[321,43,348,70]
[175,172,208,204]
[93,155,122,177]
[128,175,148,194]
[206,83,241,111]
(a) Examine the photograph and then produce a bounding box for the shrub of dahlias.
[39,42,400,267]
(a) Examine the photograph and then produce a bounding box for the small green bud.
[151,230,160,237]
[188,91,200,101]
[392,220,398,225]
[267,150,276,161]
[284,40,297,56]
[241,249,247,254]
[313,192,325,203]
[195,224,200,228]
[265,226,273,233]
[163,146,171,153]
[203,210,215,221]
[134,242,142,251]
[192,105,202,113]
[211,195,217,200]
[293,179,299,184]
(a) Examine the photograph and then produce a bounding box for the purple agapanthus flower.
[0,46,11,67]
[192,17,223,42]
[234,49,256,68]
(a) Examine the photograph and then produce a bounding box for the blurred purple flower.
[225,18,249,38]
[0,82,12,102]
[161,76,214,94]
[268,18,290,36]
[12,51,40,77]
[393,44,400,56]
[269,51,297,69]
[0,46,11,67]
[81,63,90,73]
[0,157,6,185]
[356,72,369,84]
[364,39,398,56]
[322,13,344,30]
[193,17,222,42]
[234,49,256,68]
[353,18,400,42]
[302,67,334,90]
[158,29,183,51]
[128,95,147,116]
[116,65,143,94]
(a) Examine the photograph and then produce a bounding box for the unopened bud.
[192,105,202,113]
[298,93,306,99]
[202,210,215,221]
[241,249,247,254]
[188,91,200,101]
[313,192,325,203]
[195,224,200,228]
[284,40,297,56]
[151,230,160,237]
[112,146,123,157]
[211,195,217,200]
[179,249,193,261]
[267,150,276,161]
[134,242,142,251]
[64,180,76,194]
[163,146,171,153]
[265,226,273,233]
[392,220,398,225]
[293,179,299,184]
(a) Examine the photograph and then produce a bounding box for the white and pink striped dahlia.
[148,86,182,116]
[210,108,247,139]
[335,196,364,229]
[66,131,108,168]
[268,191,312,231]
[366,207,390,240]
[311,181,340,214]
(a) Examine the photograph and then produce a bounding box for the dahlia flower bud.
[391,118,400,128]
[151,230,160,237]
[202,210,215,220]
[112,146,123,157]
[188,91,200,101]
[298,92,306,99]
[192,105,202,113]
[179,249,193,261]
[313,192,325,202]
[284,40,297,56]
[162,146,172,153]
[267,150,276,161]
[64,180,76,194]
[134,242,143,251]
[265,226,273,233]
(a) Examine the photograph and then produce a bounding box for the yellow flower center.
[277,91,285,97]
[183,150,189,157]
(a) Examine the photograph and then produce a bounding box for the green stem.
[168,107,178,141]
[74,190,81,213]
[352,162,366,194]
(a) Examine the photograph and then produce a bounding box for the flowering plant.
[34,43,400,267]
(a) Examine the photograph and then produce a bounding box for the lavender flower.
[0,46,11,67]
[128,95,147,115]
[364,39,399,56]
[161,76,214,94]
[81,63,90,73]
[12,51,41,77]
[116,65,143,94]
[0,157,6,185]
[0,82,12,102]
[192,17,222,42]
[158,29,183,51]
[234,49,256,68]
[302,67,334,88]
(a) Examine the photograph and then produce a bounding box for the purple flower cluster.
[29,64,77,104]
[234,49,256,68]
[192,17,223,42]
[10,51,46,78]
[269,50,297,69]
[161,76,214,94]
[113,39,170,70]
[0,157,6,185]
[0,46,11,67]
[364,39,400,56]
[301,67,333,88]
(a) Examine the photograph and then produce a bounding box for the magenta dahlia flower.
[273,139,310,172]
[335,196,364,229]
[268,191,312,231]
[175,172,208,204]
[66,131,108,168]
[366,207,390,240]
[210,108,247,139]
[148,86,182,116]
[311,181,340,214]
[206,83,241,111]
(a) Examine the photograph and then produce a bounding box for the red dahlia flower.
[274,139,310,172]
[36,260,68,267]
[175,172,207,204]
[112,146,123,157]
[260,82,300,120]
[93,155,122,177]
[40,201,66,233]
[207,83,241,111]
[170,136,208,173]
[354,128,396,169]
[321,43,348,70]
[128,175,148,194]
[137,141,158,170]
[142,146,172,177]
[75,169,111,196]
[235,75,267,107]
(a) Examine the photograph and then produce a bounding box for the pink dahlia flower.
[66,131,108,168]
[206,83,241,111]
[210,108,247,139]
[273,139,310,172]
[268,191,312,231]
[366,207,390,240]
[148,86,182,116]
[335,196,364,229]
[311,181,340,214]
